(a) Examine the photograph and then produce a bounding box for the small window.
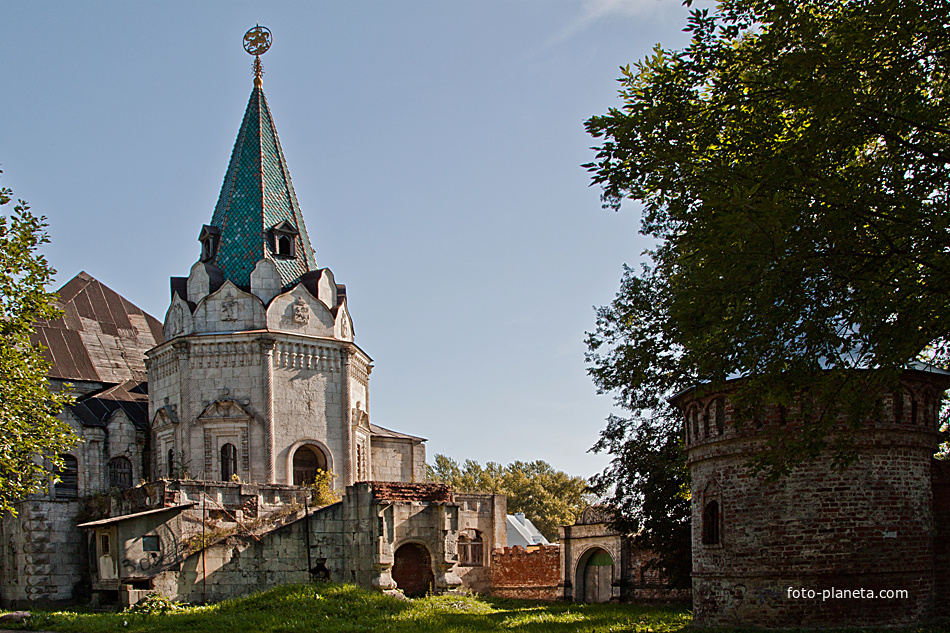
[702,500,720,545]
[277,235,293,257]
[100,533,111,556]
[714,397,725,436]
[221,443,237,481]
[167,448,175,477]
[458,532,484,566]
[142,535,160,552]
[108,457,133,490]
[55,454,79,499]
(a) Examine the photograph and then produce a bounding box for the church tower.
[147,28,378,488]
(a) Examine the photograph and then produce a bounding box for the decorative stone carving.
[292,296,310,325]
[221,292,240,321]
[169,303,184,336]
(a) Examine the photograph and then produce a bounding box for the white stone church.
[0,53,507,608]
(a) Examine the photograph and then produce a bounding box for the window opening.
[55,454,79,498]
[221,443,238,481]
[108,457,133,490]
[702,500,720,545]
[458,532,484,566]
[142,535,160,552]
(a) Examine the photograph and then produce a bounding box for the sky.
[2,1,701,481]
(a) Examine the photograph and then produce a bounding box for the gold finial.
[243,25,272,87]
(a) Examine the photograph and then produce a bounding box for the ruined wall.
[455,493,506,593]
[490,545,561,600]
[0,500,84,608]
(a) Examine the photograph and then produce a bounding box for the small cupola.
[198,225,221,262]
[270,220,299,259]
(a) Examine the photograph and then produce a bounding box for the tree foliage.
[585,0,950,475]
[0,172,76,512]
[584,0,950,585]
[426,455,593,542]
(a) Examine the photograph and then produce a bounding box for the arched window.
[714,397,726,436]
[702,500,720,545]
[458,531,484,566]
[221,443,238,481]
[55,454,79,499]
[108,457,133,490]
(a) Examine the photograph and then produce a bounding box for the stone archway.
[292,444,328,485]
[576,547,614,603]
[392,543,434,596]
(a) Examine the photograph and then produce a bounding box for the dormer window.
[198,225,220,263]
[270,220,299,259]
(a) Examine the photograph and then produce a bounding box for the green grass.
[1,583,690,633]
[7,584,950,632]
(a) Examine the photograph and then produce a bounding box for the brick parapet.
[369,481,452,503]
[682,370,950,627]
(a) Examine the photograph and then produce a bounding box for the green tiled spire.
[208,84,318,289]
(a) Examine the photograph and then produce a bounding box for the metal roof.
[32,271,164,383]
[68,377,150,431]
[370,423,426,442]
[76,503,197,528]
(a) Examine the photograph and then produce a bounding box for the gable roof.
[207,83,318,290]
[68,376,150,431]
[32,271,164,383]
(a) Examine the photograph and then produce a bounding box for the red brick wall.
[370,482,451,503]
[679,370,949,628]
[490,545,561,600]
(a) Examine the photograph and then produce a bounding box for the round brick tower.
[676,367,949,628]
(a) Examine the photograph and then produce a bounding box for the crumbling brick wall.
[370,482,451,503]
[490,545,561,600]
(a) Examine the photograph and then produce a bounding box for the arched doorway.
[576,547,614,603]
[292,445,328,485]
[392,543,434,596]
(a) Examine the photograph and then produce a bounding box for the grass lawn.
[5,584,950,632]
[0,583,690,633]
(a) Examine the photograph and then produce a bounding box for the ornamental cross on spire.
[243,25,272,87]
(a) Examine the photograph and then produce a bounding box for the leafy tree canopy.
[585,0,950,475]
[426,455,593,542]
[0,172,76,512]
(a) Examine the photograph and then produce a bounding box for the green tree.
[585,0,950,476]
[426,455,593,542]
[0,172,76,513]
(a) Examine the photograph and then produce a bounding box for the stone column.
[341,347,353,486]
[173,340,190,478]
[260,337,277,483]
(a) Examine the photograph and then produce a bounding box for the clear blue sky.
[2,1,699,480]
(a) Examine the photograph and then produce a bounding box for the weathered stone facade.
[677,367,950,628]
[71,480,506,604]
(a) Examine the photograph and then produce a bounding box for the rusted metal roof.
[33,271,164,383]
